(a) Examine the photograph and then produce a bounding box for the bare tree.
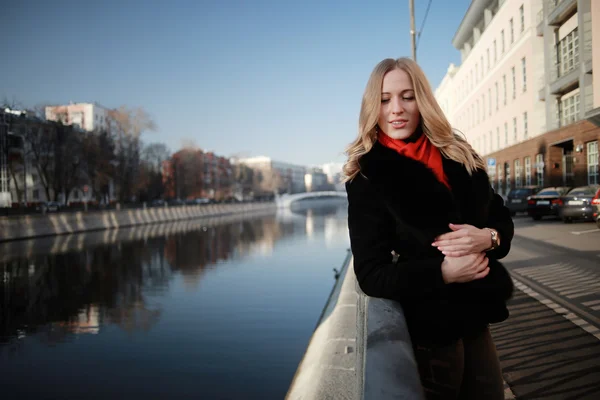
[139,142,171,201]
[108,106,156,202]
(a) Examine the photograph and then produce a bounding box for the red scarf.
[378,131,451,189]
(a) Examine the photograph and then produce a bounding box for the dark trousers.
[412,326,504,400]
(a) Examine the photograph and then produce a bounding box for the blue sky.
[1,0,470,166]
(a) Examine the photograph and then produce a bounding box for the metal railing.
[548,0,566,13]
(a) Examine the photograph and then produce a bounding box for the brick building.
[163,149,233,201]
[485,119,599,192]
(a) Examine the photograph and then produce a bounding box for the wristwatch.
[485,228,500,251]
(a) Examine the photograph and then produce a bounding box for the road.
[491,215,600,400]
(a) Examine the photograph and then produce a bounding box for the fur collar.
[358,141,492,242]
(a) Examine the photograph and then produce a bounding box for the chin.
[385,129,413,140]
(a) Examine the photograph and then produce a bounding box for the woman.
[344,57,514,399]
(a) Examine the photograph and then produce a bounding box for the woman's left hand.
[432,223,492,257]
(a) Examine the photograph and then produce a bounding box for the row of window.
[459,4,526,99]
[488,141,599,193]
[458,56,528,132]
[467,89,581,150]
[473,111,529,155]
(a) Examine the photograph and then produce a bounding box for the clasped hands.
[432,223,493,284]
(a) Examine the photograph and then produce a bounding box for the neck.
[403,125,423,143]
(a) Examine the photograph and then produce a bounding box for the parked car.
[559,185,600,223]
[506,186,541,216]
[167,198,185,206]
[37,201,61,213]
[527,186,571,221]
[151,199,165,207]
[593,188,600,229]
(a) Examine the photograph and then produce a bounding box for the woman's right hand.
[441,252,489,284]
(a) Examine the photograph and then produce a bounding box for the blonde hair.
[343,57,485,182]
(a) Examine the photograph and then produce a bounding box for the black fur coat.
[346,141,514,346]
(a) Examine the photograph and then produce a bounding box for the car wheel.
[532,215,542,221]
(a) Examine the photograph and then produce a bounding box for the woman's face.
[377,68,421,140]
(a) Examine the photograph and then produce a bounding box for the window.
[487,49,490,70]
[558,28,579,77]
[525,156,531,185]
[513,117,518,142]
[470,70,474,91]
[588,141,599,184]
[510,18,514,44]
[33,189,39,200]
[521,57,527,92]
[476,63,479,84]
[480,56,484,78]
[504,122,508,146]
[488,88,492,116]
[483,135,487,154]
[505,162,511,194]
[497,165,503,196]
[495,82,499,110]
[515,159,522,188]
[501,30,505,53]
[561,92,580,126]
[481,94,485,121]
[502,75,507,105]
[490,131,493,152]
[511,66,516,99]
[523,112,528,139]
[493,40,497,63]
[497,127,500,149]
[536,153,544,186]
[520,5,525,32]
[477,100,480,123]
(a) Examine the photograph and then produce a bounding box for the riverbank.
[0,202,276,242]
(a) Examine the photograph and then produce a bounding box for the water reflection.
[0,201,348,349]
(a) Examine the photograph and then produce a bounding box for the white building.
[436,0,599,195]
[45,102,110,132]
[319,162,344,191]
[435,0,546,158]
[304,167,329,192]
[238,156,306,193]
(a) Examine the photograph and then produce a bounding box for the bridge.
[275,191,347,209]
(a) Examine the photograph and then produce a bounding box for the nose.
[391,97,404,115]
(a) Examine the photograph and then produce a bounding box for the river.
[0,199,350,399]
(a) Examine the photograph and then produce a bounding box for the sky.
[1,0,471,167]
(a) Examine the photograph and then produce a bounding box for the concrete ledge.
[0,207,277,262]
[0,202,275,242]
[286,254,424,400]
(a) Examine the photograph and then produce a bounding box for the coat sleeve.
[485,188,514,260]
[458,186,514,301]
[346,175,448,300]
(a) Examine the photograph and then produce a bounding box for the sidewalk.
[492,284,600,400]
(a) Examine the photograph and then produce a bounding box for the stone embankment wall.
[286,251,424,400]
[0,202,275,242]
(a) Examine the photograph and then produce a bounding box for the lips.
[390,119,408,129]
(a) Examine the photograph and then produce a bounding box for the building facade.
[45,102,110,132]
[0,108,112,207]
[304,167,330,192]
[163,149,233,201]
[436,0,599,195]
[238,156,307,194]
